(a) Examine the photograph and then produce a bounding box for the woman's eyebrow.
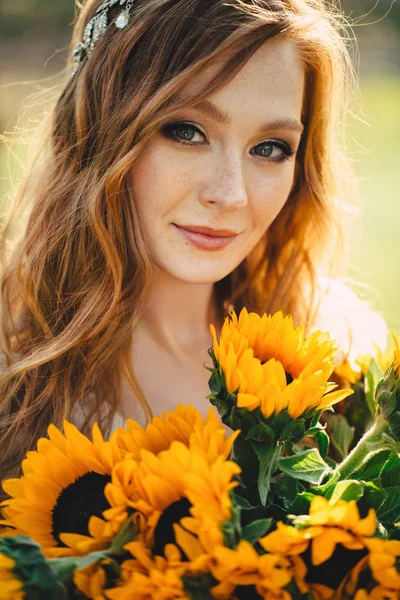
[192,99,304,133]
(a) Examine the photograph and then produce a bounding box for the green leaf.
[234,407,259,432]
[314,471,340,497]
[270,474,298,509]
[377,486,400,524]
[380,431,400,454]
[222,513,241,548]
[280,420,306,444]
[0,536,68,599]
[315,430,330,459]
[109,514,136,554]
[183,573,217,599]
[268,411,291,439]
[48,517,137,583]
[246,422,274,444]
[325,414,355,461]
[309,410,325,429]
[48,517,136,584]
[233,494,254,510]
[325,456,337,469]
[251,442,282,505]
[352,450,391,481]
[368,357,384,387]
[233,436,259,484]
[381,452,400,473]
[278,449,330,485]
[363,481,386,512]
[389,411,400,440]
[50,550,109,582]
[289,491,315,515]
[207,346,218,368]
[230,405,259,432]
[329,480,364,504]
[378,390,397,420]
[209,396,229,418]
[242,518,272,544]
[364,358,382,418]
[381,464,400,489]
[208,370,222,394]
[305,421,326,437]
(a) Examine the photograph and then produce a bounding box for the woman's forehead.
[177,37,305,126]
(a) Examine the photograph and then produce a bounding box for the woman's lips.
[173,224,238,251]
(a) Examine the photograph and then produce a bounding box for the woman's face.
[131,36,305,284]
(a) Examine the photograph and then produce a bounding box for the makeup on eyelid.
[160,121,297,163]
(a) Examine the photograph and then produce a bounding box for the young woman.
[0,0,386,488]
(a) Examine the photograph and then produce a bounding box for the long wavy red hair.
[0,0,357,486]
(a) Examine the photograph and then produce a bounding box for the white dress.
[70,394,128,434]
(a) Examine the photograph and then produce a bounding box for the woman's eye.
[160,121,295,163]
[252,141,295,163]
[161,122,206,144]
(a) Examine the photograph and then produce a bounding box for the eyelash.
[160,121,296,164]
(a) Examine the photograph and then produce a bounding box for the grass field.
[347,76,400,332]
[1,76,399,333]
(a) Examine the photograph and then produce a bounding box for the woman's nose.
[199,153,248,209]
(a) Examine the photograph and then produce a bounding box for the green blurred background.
[0,1,399,331]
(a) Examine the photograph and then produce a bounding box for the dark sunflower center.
[303,544,367,588]
[285,371,294,385]
[52,472,112,545]
[236,586,263,599]
[152,497,192,557]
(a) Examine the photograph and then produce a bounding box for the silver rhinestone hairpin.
[72,0,135,76]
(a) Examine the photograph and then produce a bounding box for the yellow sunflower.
[209,540,293,599]
[124,442,240,551]
[373,333,400,375]
[67,438,241,563]
[334,354,372,386]
[63,458,143,555]
[391,332,400,376]
[0,421,125,558]
[354,590,400,600]
[255,551,296,600]
[0,553,24,600]
[73,559,114,599]
[260,496,376,566]
[336,547,400,600]
[210,308,353,420]
[115,404,203,458]
[333,555,369,600]
[258,521,313,556]
[105,541,189,600]
[74,409,240,555]
[363,538,400,592]
[115,404,239,464]
[309,584,335,599]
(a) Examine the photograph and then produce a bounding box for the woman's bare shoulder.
[309,276,388,363]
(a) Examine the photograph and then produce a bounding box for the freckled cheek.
[131,148,188,219]
[251,170,295,230]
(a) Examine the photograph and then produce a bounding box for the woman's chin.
[155,261,235,286]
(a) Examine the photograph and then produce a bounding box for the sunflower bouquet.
[1,308,400,599]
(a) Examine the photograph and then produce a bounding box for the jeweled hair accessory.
[72,0,135,76]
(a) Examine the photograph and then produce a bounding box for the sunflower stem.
[334,415,391,481]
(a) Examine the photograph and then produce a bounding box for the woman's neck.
[134,269,223,361]
[118,271,224,424]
